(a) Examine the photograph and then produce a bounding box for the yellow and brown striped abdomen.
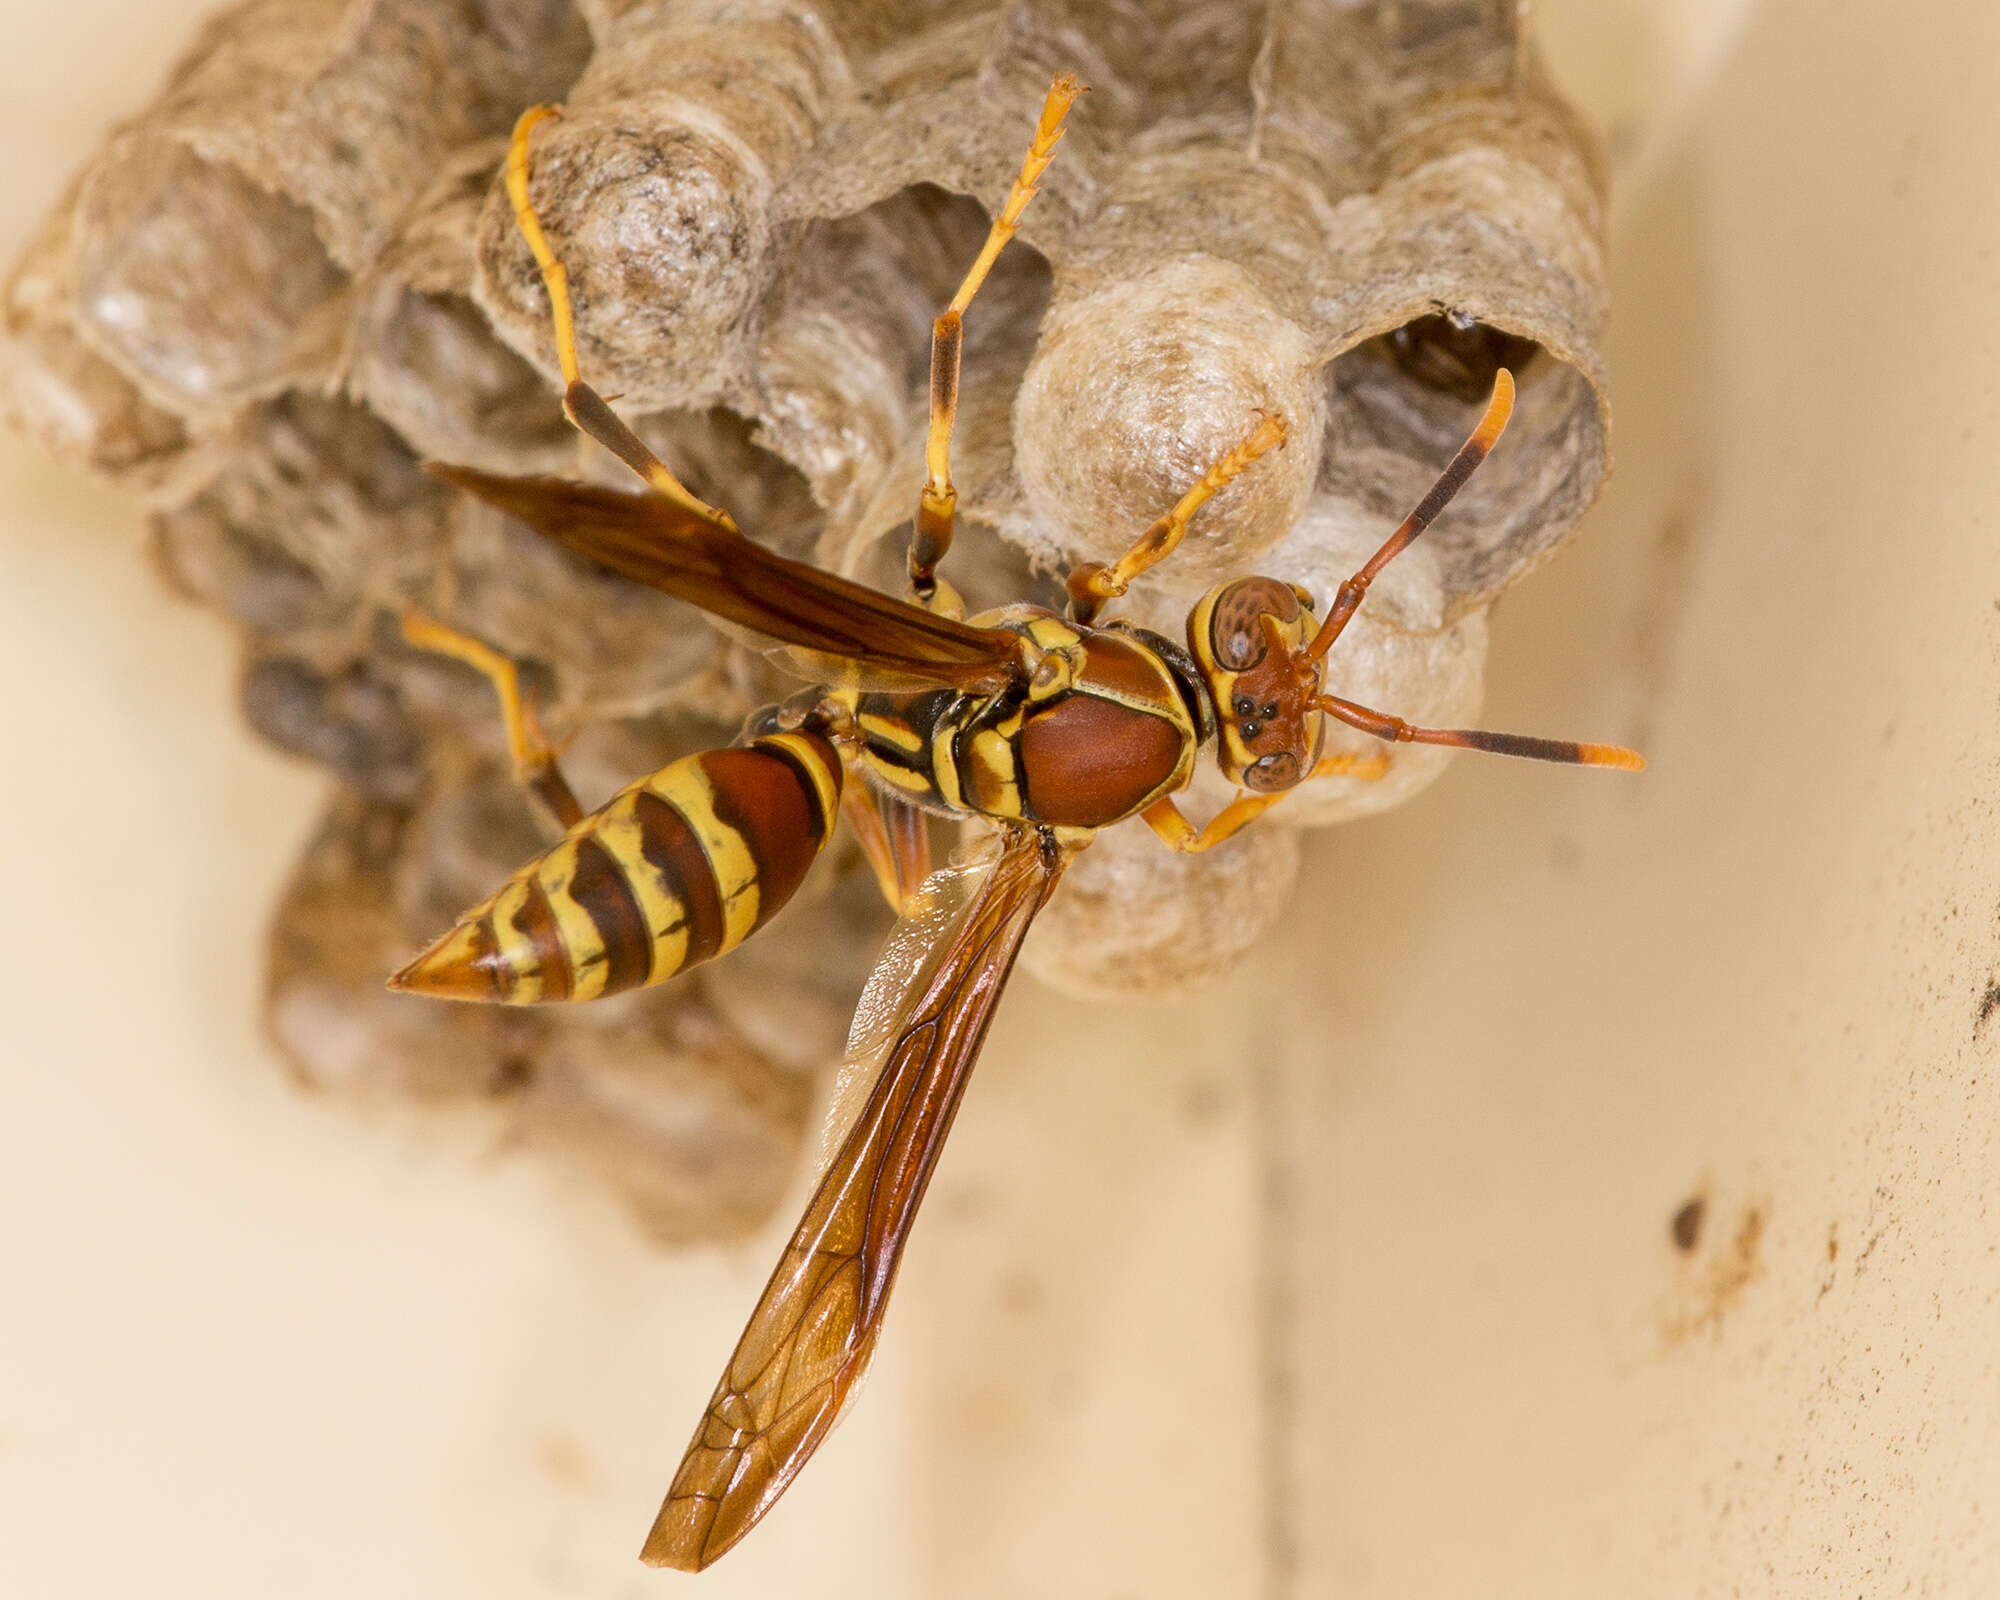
[390,731,842,1005]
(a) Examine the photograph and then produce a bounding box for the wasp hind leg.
[400,608,583,828]
[909,75,1084,613]
[505,105,737,531]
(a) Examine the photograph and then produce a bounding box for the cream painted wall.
[3,2,1994,1595]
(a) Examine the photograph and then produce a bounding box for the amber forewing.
[641,827,1068,1571]
[427,464,1022,691]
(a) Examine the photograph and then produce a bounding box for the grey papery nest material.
[1,0,1610,1241]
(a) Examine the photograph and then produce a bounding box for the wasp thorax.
[1188,576,1325,794]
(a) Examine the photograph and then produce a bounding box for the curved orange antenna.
[1304,368,1515,665]
[1315,693,1644,770]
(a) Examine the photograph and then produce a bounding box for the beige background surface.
[6,1,1999,1595]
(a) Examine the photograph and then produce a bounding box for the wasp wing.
[427,464,1020,691]
[641,825,1069,1572]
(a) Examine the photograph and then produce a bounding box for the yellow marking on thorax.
[856,713,925,754]
[536,838,612,1001]
[593,788,692,978]
[1019,614,1083,652]
[861,753,937,796]
[1021,616,1085,703]
[487,877,545,1004]
[927,719,965,811]
[648,767,761,950]
[1088,660,1191,719]
[966,726,1024,820]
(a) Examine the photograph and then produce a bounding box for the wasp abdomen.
[391,731,843,1005]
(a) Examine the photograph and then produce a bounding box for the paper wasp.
[390,75,1641,1571]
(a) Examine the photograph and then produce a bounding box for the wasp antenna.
[1304,368,1515,664]
[1412,729,1645,770]
[1316,694,1643,770]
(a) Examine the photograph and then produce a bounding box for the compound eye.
[1243,751,1300,793]
[1208,577,1300,668]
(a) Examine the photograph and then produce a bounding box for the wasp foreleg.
[1140,751,1388,853]
[1065,411,1288,625]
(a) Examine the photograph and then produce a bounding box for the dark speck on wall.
[1671,1194,1706,1253]
[1975,980,2000,1035]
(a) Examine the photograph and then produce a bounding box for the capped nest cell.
[2,0,1611,1243]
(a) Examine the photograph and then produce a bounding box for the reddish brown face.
[1186,576,1325,793]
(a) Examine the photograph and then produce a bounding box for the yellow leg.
[1143,794,1275,853]
[1311,749,1392,782]
[401,607,583,828]
[909,74,1084,604]
[1065,412,1289,625]
[1141,751,1389,853]
[505,106,738,531]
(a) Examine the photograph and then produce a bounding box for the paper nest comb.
[3,0,1610,1243]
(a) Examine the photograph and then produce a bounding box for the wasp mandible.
[391,74,1642,1571]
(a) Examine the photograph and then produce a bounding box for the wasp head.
[1186,576,1324,793]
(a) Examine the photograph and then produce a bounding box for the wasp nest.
[3,0,1610,1239]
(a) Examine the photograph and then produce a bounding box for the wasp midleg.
[388,613,847,1006]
